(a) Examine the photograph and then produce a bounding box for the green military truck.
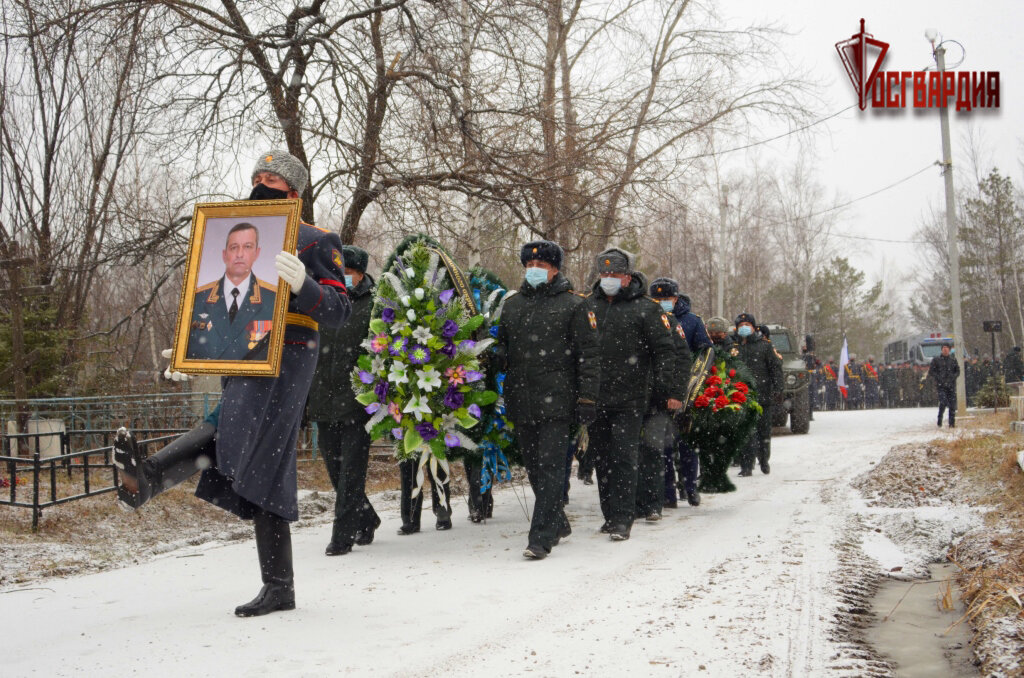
[765,324,811,434]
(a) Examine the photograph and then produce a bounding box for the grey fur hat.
[252,149,309,193]
[596,247,635,274]
[706,316,730,334]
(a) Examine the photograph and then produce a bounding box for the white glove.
[275,250,306,293]
[161,348,188,382]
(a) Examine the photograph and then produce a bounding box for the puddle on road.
[866,562,977,677]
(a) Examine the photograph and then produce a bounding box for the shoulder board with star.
[196,280,218,293]
[302,221,330,233]
[570,291,588,298]
[257,279,276,291]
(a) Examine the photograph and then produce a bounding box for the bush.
[975,375,1010,408]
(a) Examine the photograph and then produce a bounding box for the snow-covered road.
[4,408,946,677]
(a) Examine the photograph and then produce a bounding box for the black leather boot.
[397,459,422,535]
[235,508,295,617]
[114,423,216,509]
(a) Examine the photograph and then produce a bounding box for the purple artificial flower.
[458,340,476,352]
[365,403,381,415]
[441,319,459,338]
[415,421,439,441]
[389,337,408,356]
[465,370,484,383]
[381,307,396,323]
[440,341,456,358]
[442,386,465,409]
[358,370,375,384]
[444,432,460,448]
[468,404,482,418]
[439,289,455,305]
[374,380,390,402]
[391,427,404,440]
[408,344,431,365]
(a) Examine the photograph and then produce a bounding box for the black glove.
[576,399,598,426]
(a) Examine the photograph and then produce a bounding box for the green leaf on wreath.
[404,428,424,454]
[369,319,386,335]
[458,415,479,428]
[357,354,372,371]
[429,438,446,457]
[355,391,378,405]
[465,390,498,406]
[369,420,392,441]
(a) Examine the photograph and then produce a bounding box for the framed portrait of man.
[170,199,301,376]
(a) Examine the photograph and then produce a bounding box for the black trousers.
[398,457,451,528]
[675,437,699,495]
[937,386,956,425]
[740,404,772,472]
[518,419,573,551]
[591,409,644,528]
[462,457,493,518]
[317,420,379,545]
[638,412,674,515]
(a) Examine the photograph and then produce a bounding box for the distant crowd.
[806,347,1023,411]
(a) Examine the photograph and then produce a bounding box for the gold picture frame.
[170,199,301,377]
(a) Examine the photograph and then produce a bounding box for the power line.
[729,162,938,243]
[683,105,858,160]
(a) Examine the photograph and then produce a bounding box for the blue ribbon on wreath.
[480,441,512,493]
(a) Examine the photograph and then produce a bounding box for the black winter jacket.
[496,273,600,423]
[927,354,960,389]
[587,273,681,411]
[307,273,375,423]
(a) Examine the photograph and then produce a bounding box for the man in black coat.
[307,245,381,556]
[587,248,681,541]
[927,343,960,427]
[1004,347,1024,383]
[496,240,600,559]
[648,278,701,508]
[732,313,782,476]
[114,149,351,617]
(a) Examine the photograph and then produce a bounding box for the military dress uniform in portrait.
[187,221,277,361]
[187,272,277,360]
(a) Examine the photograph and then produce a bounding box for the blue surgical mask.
[737,325,753,337]
[524,267,548,288]
[344,275,354,288]
[659,300,674,312]
[599,277,622,296]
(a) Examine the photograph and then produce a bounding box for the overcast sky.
[724,0,1023,302]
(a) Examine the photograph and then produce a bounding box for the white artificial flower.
[401,295,411,307]
[416,367,443,392]
[390,320,409,335]
[403,394,433,421]
[411,326,433,343]
[414,287,425,300]
[404,267,415,279]
[371,356,386,374]
[406,309,417,322]
[439,413,460,431]
[388,360,410,385]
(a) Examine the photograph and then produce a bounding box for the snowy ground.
[3,409,955,677]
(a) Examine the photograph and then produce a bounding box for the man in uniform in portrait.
[187,221,277,360]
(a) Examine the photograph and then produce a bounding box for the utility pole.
[717,187,728,317]
[929,33,967,415]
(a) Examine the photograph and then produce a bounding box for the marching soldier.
[648,278,705,508]
[639,278,693,518]
[879,362,898,408]
[496,240,600,559]
[732,313,782,476]
[307,246,381,556]
[114,149,351,617]
[823,359,839,410]
[587,248,680,541]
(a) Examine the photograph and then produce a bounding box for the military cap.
[649,277,679,298]
[734,312,756,327]
[520,240,563,269]
[252,149,309,194]
[596,247,634,274]
[342,245,369,273]
[706,316,730,334]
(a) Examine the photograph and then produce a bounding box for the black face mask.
[248,183,289,201]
